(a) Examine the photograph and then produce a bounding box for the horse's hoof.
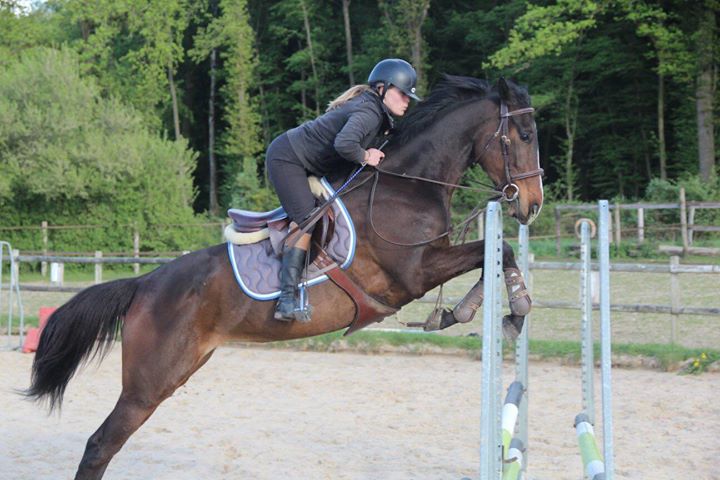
[453,280,484,323]
[406,308,458,331]
[502,314,525,342]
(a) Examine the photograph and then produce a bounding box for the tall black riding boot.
[274,247,306,321]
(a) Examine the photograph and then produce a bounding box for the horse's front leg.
[423,240,532,331]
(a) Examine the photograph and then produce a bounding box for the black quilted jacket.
[286,90,393,176]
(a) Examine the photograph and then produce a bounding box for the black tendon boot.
[274,247,307,321]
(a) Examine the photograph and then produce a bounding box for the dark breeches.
[265,133,316,224]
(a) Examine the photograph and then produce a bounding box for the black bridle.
[291,99,544,248]
[482,100,544,202]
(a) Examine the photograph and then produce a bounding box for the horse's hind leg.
[74,321,216,480]
[74,393,159,480]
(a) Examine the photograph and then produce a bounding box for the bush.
[0,47,217,255]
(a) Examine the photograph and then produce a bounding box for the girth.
[314,249,398,335]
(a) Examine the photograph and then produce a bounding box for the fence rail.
[4,250,719,334]
[552,188,720,256]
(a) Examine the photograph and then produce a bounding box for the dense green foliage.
[0,0,718,254]
[0,47,205,253]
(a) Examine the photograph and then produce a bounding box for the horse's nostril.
[531,203,540,216]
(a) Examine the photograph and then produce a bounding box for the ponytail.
[326,85,375,112]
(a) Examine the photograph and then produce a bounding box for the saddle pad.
[226,178,356,301]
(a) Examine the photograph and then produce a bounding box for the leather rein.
[291,100,543,248]
[366,100,543,247]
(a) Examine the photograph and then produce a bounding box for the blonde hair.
[326,85,375,112]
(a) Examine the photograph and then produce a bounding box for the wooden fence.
[0,221,227,277]
[553,188,720,256]
[5,250,718,344]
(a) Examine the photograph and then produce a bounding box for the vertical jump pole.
[1,241,24,349]
[598,200,614,479]
[515,224,530,472]
[480,201,504,480]
[579,220,595,424]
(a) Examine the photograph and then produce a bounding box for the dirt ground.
[2,345,719,480]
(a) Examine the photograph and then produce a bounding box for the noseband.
[485,100,544,202]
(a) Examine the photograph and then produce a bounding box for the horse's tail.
[24,277,140,412]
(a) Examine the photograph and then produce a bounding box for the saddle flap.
[268,218,289,257]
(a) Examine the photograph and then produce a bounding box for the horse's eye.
[520,132,532,143]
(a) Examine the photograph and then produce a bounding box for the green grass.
[245,331,720,372]
[6,316,717,372]
[17,264,157,283]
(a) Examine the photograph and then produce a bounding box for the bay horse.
[24,76,543,479]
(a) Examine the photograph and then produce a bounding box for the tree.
[695,1,717,181]
[341,0,354,86]
[622,0,694,180]
[214,0,267,209]
[62,0,190,131]
[0,47,198,251]
[379,0,431,92]
[488,0,601,200]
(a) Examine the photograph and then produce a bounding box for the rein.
[291,100,543,249]
[366,99,542,247]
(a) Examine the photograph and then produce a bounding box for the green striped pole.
[574,413,606,480]
[502,439,524,480]
[501,381,524,459]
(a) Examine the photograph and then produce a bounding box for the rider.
[266,58,421,321]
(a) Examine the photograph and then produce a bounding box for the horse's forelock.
[500,78,531,108]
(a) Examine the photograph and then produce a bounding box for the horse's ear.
[498,77,512,102]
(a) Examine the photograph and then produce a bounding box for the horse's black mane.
[390,75,529,148]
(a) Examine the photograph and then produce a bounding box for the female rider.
[266,58,420,321]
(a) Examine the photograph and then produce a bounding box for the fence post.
[95,251,103,284]
[688,206,696,246]
[478,214,484,241]
[614,202,621,246]
[50,262,64,285]
[41,220,48,277]
[11,249,20,289]
[555,206,561,256]
[679,187,688,256]
[669,255,679,345]
[133,228,140,275]
[637,207,644,244]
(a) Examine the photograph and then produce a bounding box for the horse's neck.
[390,101,495,187]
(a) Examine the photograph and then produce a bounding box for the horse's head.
[475,78,544,225]
[383,75,543,225]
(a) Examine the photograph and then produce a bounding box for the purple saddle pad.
[226,178,356,301]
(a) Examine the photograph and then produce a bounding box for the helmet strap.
[372,82,387,101]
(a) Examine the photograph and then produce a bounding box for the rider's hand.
[364,148,385,166]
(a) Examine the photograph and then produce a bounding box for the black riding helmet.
[367,58,421,101]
